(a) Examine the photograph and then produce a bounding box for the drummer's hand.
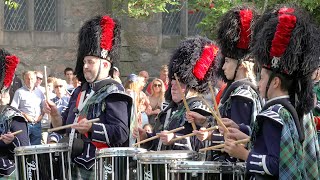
[133,127,147,141]
[186,111,206,126]
[159,131,175,145]
[43,99,59,116]
[72,118,92,134]
[224,138,249,161]
[193,127,211,141]
[218,118,239,134]
[1,132,15,144]
[224,128,249,141]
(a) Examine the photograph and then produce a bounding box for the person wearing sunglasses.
[35,71,45,94]
[147,78,165,127]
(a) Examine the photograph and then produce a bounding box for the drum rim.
[96,147,147,158]
[169,161,246,173]
[14,143,69,155]
[137,150,196,161]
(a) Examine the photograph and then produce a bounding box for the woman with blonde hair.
[125,74,150,146]
[147,78,165,126]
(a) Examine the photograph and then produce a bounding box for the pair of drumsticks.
[133,74,234,149]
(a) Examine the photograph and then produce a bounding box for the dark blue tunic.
[0,105,29,177]
[51,79,132,170]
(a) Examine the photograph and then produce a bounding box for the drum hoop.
[169,161,246,173]
[137,150,196,161]
[14,143,69,155]
[95,147,147,158]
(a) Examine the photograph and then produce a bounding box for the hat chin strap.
[92,59,103,83]
[265,72,275,100]
[231,60,241,81]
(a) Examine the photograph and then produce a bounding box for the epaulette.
[230,85,257,102]
[257,104,284,125]
[187,97,211,114]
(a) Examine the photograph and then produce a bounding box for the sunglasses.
[37,77,43,80]
[153,84,162,87]
[55,85,63,88]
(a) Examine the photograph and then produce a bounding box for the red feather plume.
[100,16,115,52]
[3,55,19,90]
[237,9,253,49]
[193,45,219,80]
[270,8,296,58]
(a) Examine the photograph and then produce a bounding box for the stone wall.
[0,0,183,81]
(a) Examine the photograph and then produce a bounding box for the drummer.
[186,5,262,162]
[43,15,132,179]
[223,5,320,179]
[0,48,30,178]
[135,36,221,151]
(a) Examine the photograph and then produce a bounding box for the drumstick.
[199,138,250,152]
[0,130,23,140]
[208,81,221,118]
[174,73,196,130]
[44,66,49,100]
[200,96,229,133]
[170,126,218,142]
[132,126,185,146]
[47,118,100,132]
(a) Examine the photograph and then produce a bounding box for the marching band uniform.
[148,97,211,151]
[207,6,262,162]
[47,15,132,179]
[244,5,320,179]
[0,49,30,178]
[143,36,221,151]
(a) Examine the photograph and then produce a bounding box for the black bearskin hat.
[75,15,121,83]
[251,5,320,116]
[0,48,19,93]
[168,36,222,94]
[216,5,258,83]
[217,5,258,60]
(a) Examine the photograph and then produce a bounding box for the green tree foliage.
[113,0,181,18]
[3,0,19,9]
[117,0,319,39]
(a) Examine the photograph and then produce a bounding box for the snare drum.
[95,147,147,180]
[14,143,71,180]
[137,150,196,180]
[169,161,246,180]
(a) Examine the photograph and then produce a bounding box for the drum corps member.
[44,15,132,179]
[187,6,262,162]
[224,5,320,179]
[136,36,221,151]
[0,48,30,179]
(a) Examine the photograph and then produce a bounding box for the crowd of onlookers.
[9,65,168,145]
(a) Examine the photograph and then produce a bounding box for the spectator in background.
[47,79,70,144]
[66,75,81,96]
[146,78,165,126]
[139,70,149,84]
[11,71,45,145]
[109,66,122,84]
[35,71,45,93]
[51,79,70,114]
[9,75,23,104]
[143,124,153,133]
[145,65,169,95]
[64,67,74,90]
[124,74,150,146]
[46,77,57,99]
